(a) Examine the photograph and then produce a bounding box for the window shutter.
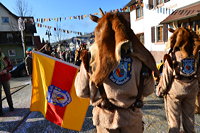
[164,0,169,3]
[151,26,155,43]
[154,0,157,7]
[163,24,168,42]
[148,0,153,9]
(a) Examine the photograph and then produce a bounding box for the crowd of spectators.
[31,42,88,65]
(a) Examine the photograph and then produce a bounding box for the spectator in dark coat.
[0,48,14,116]
[39,43,52,56]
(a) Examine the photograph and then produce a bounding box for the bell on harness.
[134,99,144,108]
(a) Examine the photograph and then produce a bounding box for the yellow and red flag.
[30,51,90,131]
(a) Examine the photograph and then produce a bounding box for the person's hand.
[0,69,7,75]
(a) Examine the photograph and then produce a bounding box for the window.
[156,0,164,5]
[148,0,153,9]
[7,33,13,41]
[151,25,168,43]
[164,0,170,3]
[156,26,163,42]
[149,0,169,9]
[8,49,16,57]
[136,6,143,19]
[2,17,9,23]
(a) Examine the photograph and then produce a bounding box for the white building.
[127,0,200,62]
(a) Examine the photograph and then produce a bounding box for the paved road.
[1,77,200,133]
[143,94,200,133]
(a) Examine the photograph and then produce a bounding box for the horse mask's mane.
[89,11,159,87]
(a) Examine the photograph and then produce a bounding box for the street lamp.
[45,28,52,43]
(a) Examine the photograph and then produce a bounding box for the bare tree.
[54,22,65,43]
[15,0,32,16]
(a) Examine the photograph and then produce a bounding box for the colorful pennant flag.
[36,22,87,35]
[35,1,178,23]
[30,51,90,131]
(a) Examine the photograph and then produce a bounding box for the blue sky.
[0,0,130,42]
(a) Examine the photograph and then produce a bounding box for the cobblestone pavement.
[1,77,200,133]
[143,94,200,133]
[1,77,31,99]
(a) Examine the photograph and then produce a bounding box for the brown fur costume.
[89,12,159,87]
[157,27,200,132]
[164,27,200,69]
[75,11,155,132]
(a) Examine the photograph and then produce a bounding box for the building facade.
[0,3,37,65]
[127,0,200,62]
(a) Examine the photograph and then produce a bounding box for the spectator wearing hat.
[25,48,33,76]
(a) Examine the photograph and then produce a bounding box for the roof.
[0,2,18,19]
[124,0,137,7]
[160,2,200,24]
[0,3,36,33]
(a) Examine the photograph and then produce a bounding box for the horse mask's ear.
[90,15,99,23]
[89,8,104,23]
[168,28,175,33]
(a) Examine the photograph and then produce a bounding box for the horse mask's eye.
[120,41,133,57]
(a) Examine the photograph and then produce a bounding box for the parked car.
[10,61,27,77]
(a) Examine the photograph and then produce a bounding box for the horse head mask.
[89,9,159,87]
[168,25,200,58]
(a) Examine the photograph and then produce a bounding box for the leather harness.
[96,62,150,111]
[81,50,151,111]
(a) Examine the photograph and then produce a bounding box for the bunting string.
[35,2,199,23]
[34,2,180,23]
[35,1,198,35]
[36,22,87,36]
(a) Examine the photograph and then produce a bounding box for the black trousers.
[0,81,13,111]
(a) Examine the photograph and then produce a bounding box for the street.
[0,77,200,133]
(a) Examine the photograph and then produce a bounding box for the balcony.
[0,32,34,46]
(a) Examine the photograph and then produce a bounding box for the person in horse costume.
[75,43,87,66]
[156,26,200,133]
[75,9,159,133]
